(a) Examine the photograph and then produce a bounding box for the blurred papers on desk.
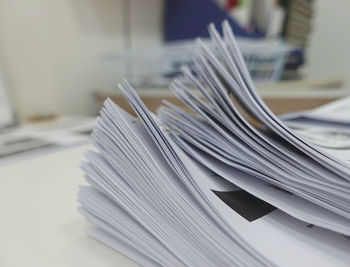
[0,116,94,164]
[282,96,350,129]
[282,96,350,162]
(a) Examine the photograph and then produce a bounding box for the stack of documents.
[78,21,350,266]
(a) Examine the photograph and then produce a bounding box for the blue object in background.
[163,0,264,41]
[163,0,304,80]
[285,48,304,70]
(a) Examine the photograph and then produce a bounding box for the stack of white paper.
[78,21,350,266]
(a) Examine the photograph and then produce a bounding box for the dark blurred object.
[282,47,305,80]
[163,0,264,42]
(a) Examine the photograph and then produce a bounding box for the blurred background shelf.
[0,0,350,121]
[95,77,348,115]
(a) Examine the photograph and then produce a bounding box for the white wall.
[303,0,350,88]
[0,0,163,119]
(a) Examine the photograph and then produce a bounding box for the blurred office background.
[0,0,349,124]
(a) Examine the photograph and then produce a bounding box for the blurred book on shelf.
[280,0,315,80]
[282,0,314,47]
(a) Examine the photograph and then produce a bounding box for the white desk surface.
[0,145,138,267]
